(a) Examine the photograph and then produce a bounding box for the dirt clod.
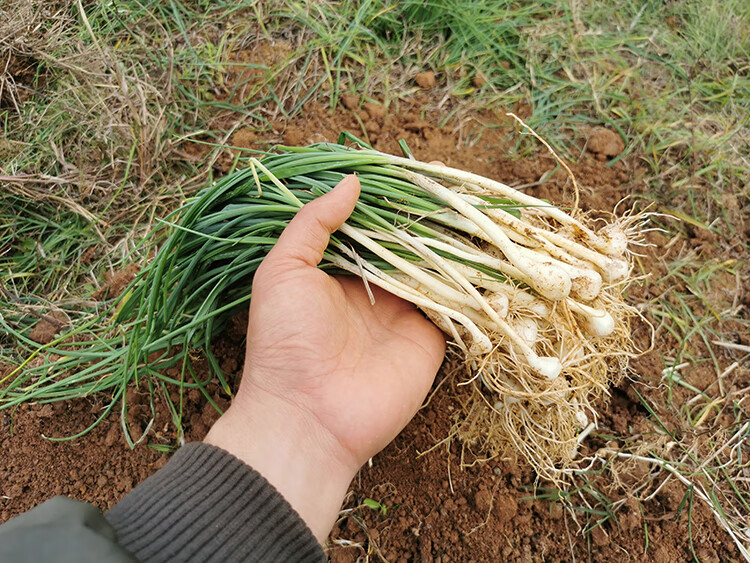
[231,128,258,149]
[415,71,436,89]
[364,120,380,135]
[363,101,386,122]
[591,525,610,547]
[473,488,493,513]
[587,127,625,160]
[94,263,139,301]
[29,311,68,344]
[340,94,360,110]
[404,120,430,133]
[472,74,486,88]
[494,494,518,527]
[282,127,305,146]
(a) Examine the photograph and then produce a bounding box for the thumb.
[265,174,360,269]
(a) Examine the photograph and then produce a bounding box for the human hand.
[205,174,446,541]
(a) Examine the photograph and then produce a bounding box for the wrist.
[204,389,358,542]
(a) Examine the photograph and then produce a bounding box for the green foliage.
[1,1,747,557]
[1,143,531,444]
[368,0,554,88]
[362,497,388,515]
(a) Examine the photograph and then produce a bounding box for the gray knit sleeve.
[105,442,326,562]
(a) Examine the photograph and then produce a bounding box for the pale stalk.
[386,156,623,256]
[403,171,572,301]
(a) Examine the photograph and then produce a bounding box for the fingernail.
[340,174,360,187]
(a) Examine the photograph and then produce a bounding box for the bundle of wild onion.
[1,138,639,472]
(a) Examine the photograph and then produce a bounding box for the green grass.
[4,0,748,222]
[594,373,750,559]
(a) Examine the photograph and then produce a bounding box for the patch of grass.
[524,453,625,546]
[255,0,750,235]
[650,255,744,369]
[606,389,750,560]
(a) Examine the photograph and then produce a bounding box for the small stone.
[231,127,257,149]
[415,71,436,89]
[282,127,304,146]
[472,73,486,87]
[404,119,429,132]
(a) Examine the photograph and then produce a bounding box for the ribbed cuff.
[105,442,325,562]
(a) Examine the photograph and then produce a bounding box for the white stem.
[340,225,473,307]
[387,271,559,379]
[566,299,615,337]
[402,171,572,301]
[430,211,486,238]
[386,155,622,255]
[388,233,563,378]
[415,236,569,308]
[433,209,541,250]
[333,236,561,378]
[512,245,602,302]
[431,209,613,295]
[446,262,550,318]
[427,311,468,353]
[384,228,503,322]
[388,273,492,325]
[459,193,625,282]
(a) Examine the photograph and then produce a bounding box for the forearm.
[204,396,360,543]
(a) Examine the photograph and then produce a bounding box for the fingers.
[265,174,361,269]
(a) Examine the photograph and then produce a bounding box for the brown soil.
[2,98,746,562]
[0,53,47,110]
